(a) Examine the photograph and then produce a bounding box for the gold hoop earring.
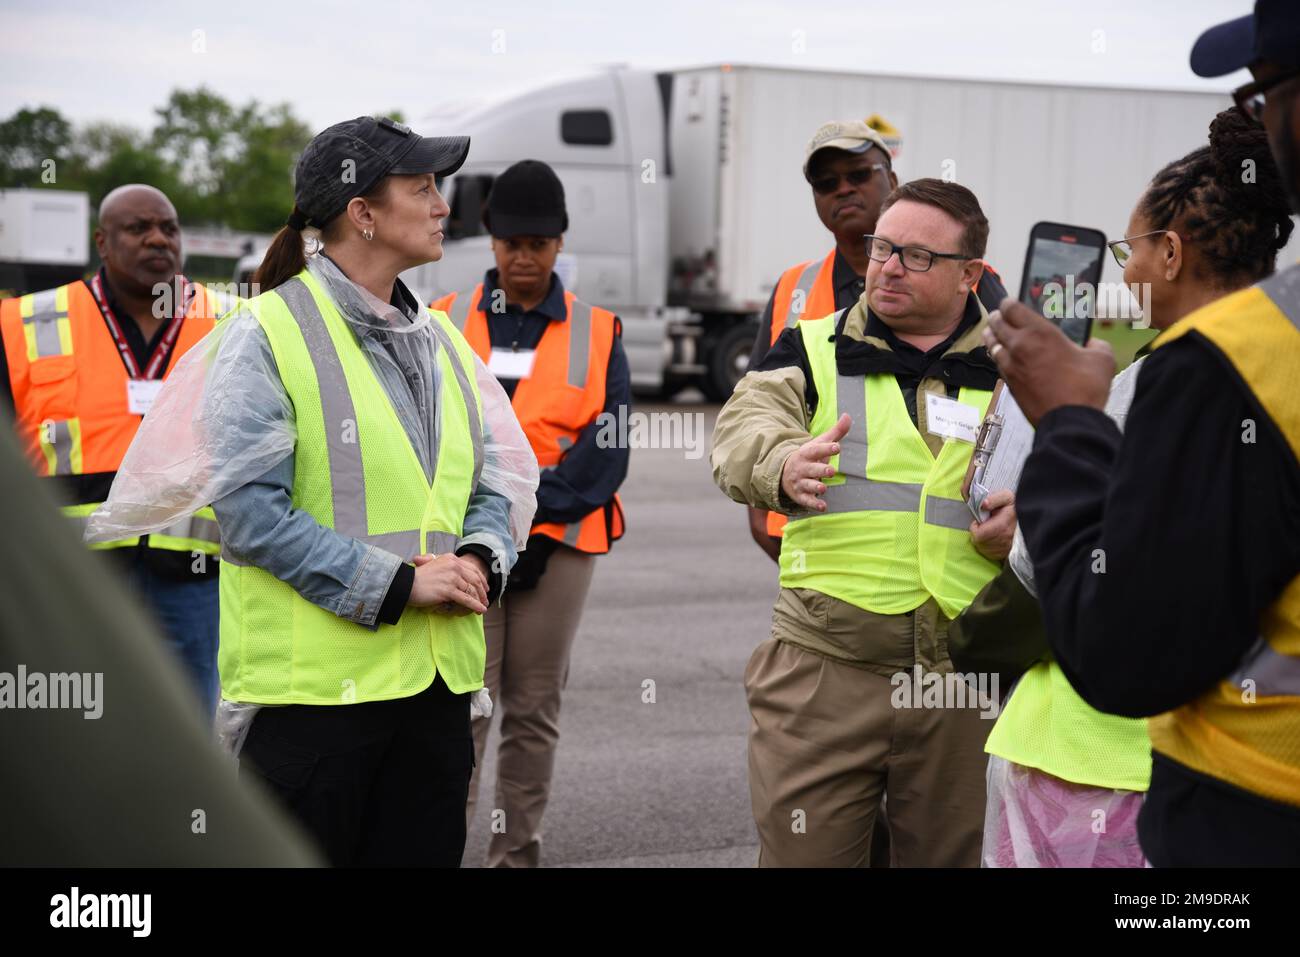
[362,228,374,241]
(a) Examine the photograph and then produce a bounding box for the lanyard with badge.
[89,272,192,416]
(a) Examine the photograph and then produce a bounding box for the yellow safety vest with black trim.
[218,268,486,705]
[1143,264,1300,809]
[779,310,999,619]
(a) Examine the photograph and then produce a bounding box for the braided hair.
[1139,108,1294,289]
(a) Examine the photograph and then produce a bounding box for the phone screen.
[1020,230,1105,345]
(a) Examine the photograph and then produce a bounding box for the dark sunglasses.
[809,163,888,196]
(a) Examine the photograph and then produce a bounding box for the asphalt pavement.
[463,400,777,867]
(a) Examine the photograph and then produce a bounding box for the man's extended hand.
[984,297,1114,426]
[970,488,1016,562]
[780,413,852,512]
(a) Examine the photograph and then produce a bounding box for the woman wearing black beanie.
[433,158,631,867]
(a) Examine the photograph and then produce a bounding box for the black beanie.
[483,159,568,238]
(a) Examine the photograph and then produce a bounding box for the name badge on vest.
[925,392,980,443]
[488,348,536,380]
[127,379,165,416]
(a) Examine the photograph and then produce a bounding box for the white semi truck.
[399,65,1278,397]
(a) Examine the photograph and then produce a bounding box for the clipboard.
[963,381,1033,522]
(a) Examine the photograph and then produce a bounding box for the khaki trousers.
[467,545,596,867]
[744,594,993,867]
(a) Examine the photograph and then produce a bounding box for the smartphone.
[1017,222,1107,345]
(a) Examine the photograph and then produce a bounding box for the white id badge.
[127,379,165,416]
[487,349,536,380]
[925,391,981,443]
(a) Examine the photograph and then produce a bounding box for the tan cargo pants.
[467,546,596,867]
[744,590,994,867]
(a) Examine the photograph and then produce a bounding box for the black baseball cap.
[288,116,470,229]
[483,160,568,238]
[1190,0,1300,78]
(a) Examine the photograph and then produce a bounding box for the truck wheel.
[702,322,758,402]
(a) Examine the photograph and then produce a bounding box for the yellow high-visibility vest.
[779,311,998,619]
[1145,264,1300,808]
[218,268,486,705]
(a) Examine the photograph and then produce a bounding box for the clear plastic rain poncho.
[985,357,1150,868]
[85,252,539,752]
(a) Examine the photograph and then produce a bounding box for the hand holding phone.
[1017,222,1107,346]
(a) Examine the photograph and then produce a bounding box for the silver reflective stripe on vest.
[835,370,868,477]
[429,531,461,555]
[1259,265,1300,332]
[448,291,473,331]
[359,529,420,560]
[924,496,974,531]
[567,299,593,388]
[277,279,370,540]
[157,513,221,544]
[1229,636,1300,697]
[426,318,485,493]
[786,260,821,328]
[45,420,75,476]
[26,288,67,358]
[816,477,922,513]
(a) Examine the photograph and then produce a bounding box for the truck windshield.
[446,174,495,240]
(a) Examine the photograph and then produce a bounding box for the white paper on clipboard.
[966,381,1033,522]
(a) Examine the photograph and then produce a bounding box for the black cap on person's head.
[287,116,469,229]
[483,160,568,238]
[1191,0,1300,77]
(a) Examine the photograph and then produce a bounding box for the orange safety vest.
[431,283,625,554]
[0,277,226,547]
[761,249,999,537]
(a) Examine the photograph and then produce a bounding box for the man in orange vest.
[747,120,1008,561]
[431,159,630,866]
[0,184,231,721]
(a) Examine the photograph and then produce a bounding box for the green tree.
[0,107,75,188]
[73,123,185,210]
[0,89,312,233]
[148,87,310,230]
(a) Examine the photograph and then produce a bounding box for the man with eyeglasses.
[984,0,1300,865]
[712,178,1014,867]
[744,120,1007,564]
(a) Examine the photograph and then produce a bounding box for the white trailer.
[0,188,90,295]
[404,65,1291,397]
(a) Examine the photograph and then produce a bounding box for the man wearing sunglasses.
[712,178,1013,867]
[745,120,1007,563]
[984,0,1300,865]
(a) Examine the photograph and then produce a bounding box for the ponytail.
[254,208,309,292]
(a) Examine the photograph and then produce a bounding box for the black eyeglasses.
[864,235,971,272]
[1232,67,1300,122]
[1107,228,1182,267]
[810,163,888,196]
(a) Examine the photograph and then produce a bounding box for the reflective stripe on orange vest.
[431,283,625,554]
[769,248,838,347]
[2,279,219,477]
[1,279,222,551]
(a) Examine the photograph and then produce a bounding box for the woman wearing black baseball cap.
[432,159,631,867]
[89,116,539,866]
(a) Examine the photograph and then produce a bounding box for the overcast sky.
[1,0,1253,134]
